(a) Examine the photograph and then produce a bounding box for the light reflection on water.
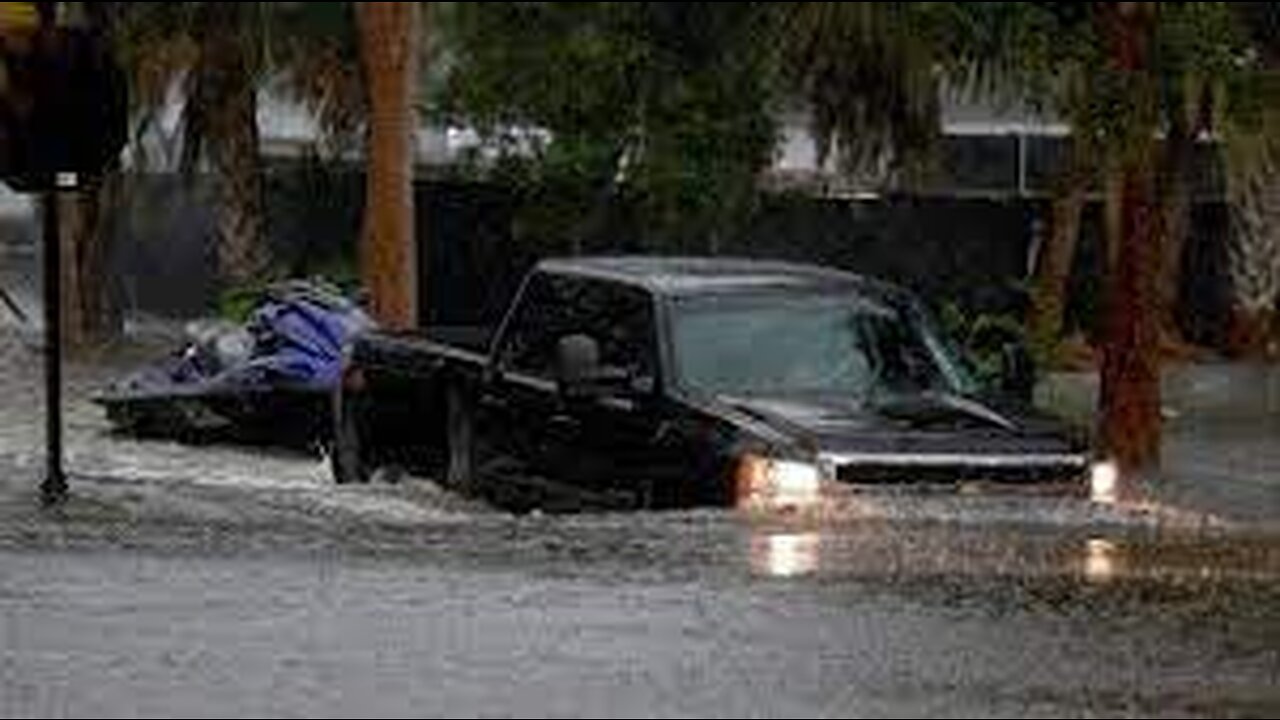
[750,532,821,578]
[1083,538,1121,583]
[747,530,1135,583]
[732,476,1254,583]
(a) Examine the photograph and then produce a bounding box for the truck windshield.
[670,292,976,401]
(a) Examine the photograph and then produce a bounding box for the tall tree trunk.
[1226,171,1280,358]
[357,2,420,329]
[1098,2,1162,477]
[1027,169,1088,366]
[1100,161,1163,476]
[57,174,123,355]
[195,2,268,287]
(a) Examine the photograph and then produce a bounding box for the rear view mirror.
[554,334,646,401]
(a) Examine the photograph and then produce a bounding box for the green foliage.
[935,3,1276,185]
[940,300,1032,390]
[435,2,1280,256]
[436,2,779,253]
[109,2,363,167]
[216,272,360,323]
[217,282,270,324]
[111,1,1280,300]
[782,2,948,176]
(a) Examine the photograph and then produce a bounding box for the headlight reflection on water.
[1082,538,1121,583]
[750,533,822,578]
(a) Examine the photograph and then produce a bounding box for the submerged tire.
[331,387,373,485]
[444,384,476,493]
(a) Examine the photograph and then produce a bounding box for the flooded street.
[5,1,1280,714]
[0,328,1278,718]
[2,497,1277,719]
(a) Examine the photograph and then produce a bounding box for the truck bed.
[352,326,491,375]
[345,325,493,476]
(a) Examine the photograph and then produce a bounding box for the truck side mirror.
[555,334,603,399]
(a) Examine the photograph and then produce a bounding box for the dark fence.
[98,157,1234,348]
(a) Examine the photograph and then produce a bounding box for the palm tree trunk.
[1027,171,1088,366]
[208,83,267,287]
[57,174,123,355]
[1226,171,1280,357]
[1100,161,1163,476]
[196,2,269,287]
[357,2,420,330]
[1098,2,1162,477]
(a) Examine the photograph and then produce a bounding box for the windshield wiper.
[871,389,1016,431]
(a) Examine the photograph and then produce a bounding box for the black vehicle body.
[334,257,1090,510]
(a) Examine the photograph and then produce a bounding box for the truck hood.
[716,391,1085,459]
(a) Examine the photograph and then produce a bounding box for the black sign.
[0,6,126,191]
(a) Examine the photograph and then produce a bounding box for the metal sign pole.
[1,3,125,505]
[39,184,63,505]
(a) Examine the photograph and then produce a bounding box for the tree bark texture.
[57,174,123,354]
[1027,173,1088,365]
[1098,1,1163,476]
[194,2,269,287]
[357,1,420,330]
[1226,171,1280,358]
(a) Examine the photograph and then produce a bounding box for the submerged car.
[334,257,1096,510]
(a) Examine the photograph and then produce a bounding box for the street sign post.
[40,176,62,503]
[0,2,126,505]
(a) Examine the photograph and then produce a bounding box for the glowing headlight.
[737,454,823,507]
[1090,461,1119,505]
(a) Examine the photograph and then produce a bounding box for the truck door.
[490,273,676,509]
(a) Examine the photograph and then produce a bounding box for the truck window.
[499,273,656,384]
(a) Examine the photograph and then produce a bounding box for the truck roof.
[537,256,906,299]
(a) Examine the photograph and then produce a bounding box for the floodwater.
[0,324,1277,718]
[1,486,1277,719]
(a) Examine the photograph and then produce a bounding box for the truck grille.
[827,453,1088,486]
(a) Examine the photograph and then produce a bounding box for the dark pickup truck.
[332,257,1095,510]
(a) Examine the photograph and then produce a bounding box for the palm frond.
[782,2,942,175]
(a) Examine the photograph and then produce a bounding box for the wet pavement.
[0,325,1278,717]
[8,550,1276,719]
[1,469,1277,719]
